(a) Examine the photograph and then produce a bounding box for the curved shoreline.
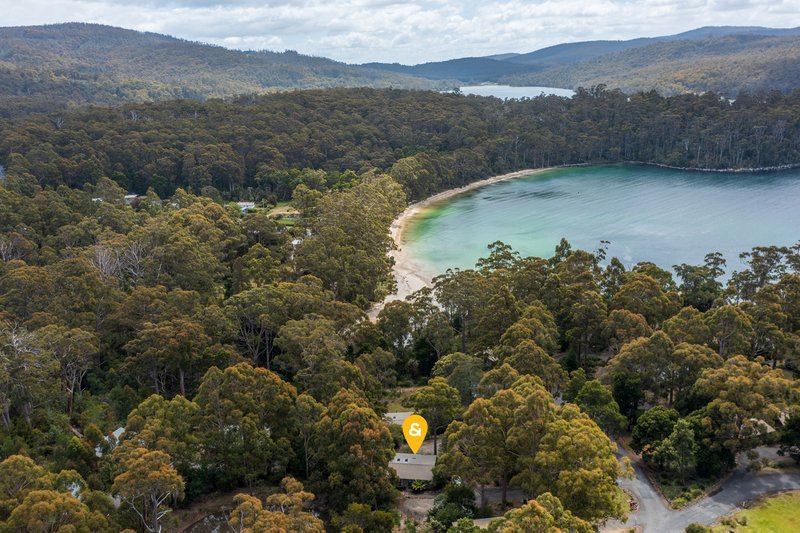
[367,167,552,320]
[365,160,800,320]
[638,161,800,173]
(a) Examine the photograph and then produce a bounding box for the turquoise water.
[405,165,800,276]
[459,85,575,99]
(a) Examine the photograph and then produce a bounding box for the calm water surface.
[459,85,574,99]
[405,165,800,277]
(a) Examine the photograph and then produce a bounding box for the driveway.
[604,447,800,532]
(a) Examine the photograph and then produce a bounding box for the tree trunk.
[67,387,74,416]
[23,401,32,425]
[304,437,310,478]
[152,503,161,533]
[178,367,186,397]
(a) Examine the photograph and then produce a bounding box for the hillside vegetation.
[3,23,800,117]
[501,34,800,95]
[362,57,536,83]
[504,26,800,67]
[0,23,436,116]
[2,88,799,203]
[358,27,800,97]
[0,72,799,532]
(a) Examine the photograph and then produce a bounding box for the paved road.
[605,447,800,532]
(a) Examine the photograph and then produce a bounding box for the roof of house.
[385,411,413,425]
[472,517,501,528]
[390,453,437,481]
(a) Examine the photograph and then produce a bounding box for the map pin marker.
[402,414,428,454]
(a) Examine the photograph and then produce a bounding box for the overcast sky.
[1,0,796,64]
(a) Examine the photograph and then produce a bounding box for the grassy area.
[711,491,800,532]
[385,386,421,412]
[655,474,710,508]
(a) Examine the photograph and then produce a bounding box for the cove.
[403,164,800,278]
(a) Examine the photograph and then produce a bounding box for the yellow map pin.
[402,414,428,454]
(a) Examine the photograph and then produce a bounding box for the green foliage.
[440,377,628,521]
[410,377,462,454]
[654,419,699,483]
[501,34,800,97]
[574,380,627,436]
[314,389,397,512]
[694,355,799,453]
[112,448,184,533]
[674,253,726,312]
[0,23,436,117]
[486,492,593,533]
[332,503,398,533]
[1,66,800,530]
[228,478,324,533]
[632,406,680,464]
[194,363,298,488]
[3,489,114,533]
[704,305,753,358]
[296,175,406,305]
[612,372,644,427]
[5,88,800,208]
[427,483,478,533]
[431,352,484,406]
[562,369,587,404]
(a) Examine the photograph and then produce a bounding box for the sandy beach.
[367,168,551,320]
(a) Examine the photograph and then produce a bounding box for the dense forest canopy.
[0,23,439,117]
[0,85,799,532]
[3,23,800,121]
[2,87,800,206]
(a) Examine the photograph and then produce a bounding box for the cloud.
[0,0,796,63]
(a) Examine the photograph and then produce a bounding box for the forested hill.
[2,88,800,203]
[502,26,800,67]
[359,27,800,95]
[501,34,800,95]
[4,23,800,117]
[0,23,437,116]
[361,57,538,83]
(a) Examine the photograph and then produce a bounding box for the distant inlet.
[458,85,575,99]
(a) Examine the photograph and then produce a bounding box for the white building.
[384,411,413,426]
[390,453,437,484]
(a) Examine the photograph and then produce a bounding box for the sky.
[1,0,797,64]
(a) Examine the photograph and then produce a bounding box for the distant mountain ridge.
[0,22,438,116]
[1,22,799,117]
[502,26,800,67]
[500,33,800,95]
[361,25,800,95]
[362,57,539,83]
